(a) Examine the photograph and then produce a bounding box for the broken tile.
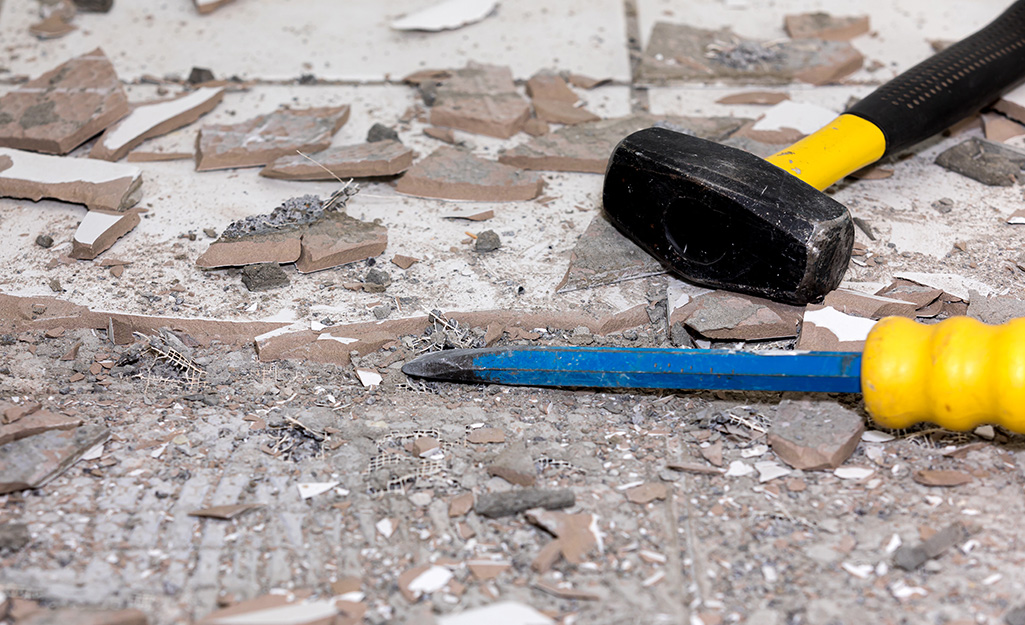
[892,272,994,301]
[522,117,550,136]
[295,210,388,273]
[91,87,225,161]
[260,141,415,180]
[834,466,874,480]
[526,509,600,564]
[935,137,1025,186]
[638,23,863,85]
[426,63,530,139]
[912,470,973,487]
[442,208,490,221]
[395,146,543,202]
[755,461,791,483]
[768,399,865,471]
[0,148,142,212]
[196,593,340,625]
[498,113,746,173]
[566,73,609,89]
[0,423,109,494]
[436,602,554,625]
[391,0,498,31]
[474,488,574,518]
[467,559,511,581]
[699,440,723,467]
[624,482,668,504]
[19,609,148,625]
[893,522,969,571]
[487,440,537,486]
[532,100,601,125]
[189,503,263,520]
[993,81,1025,124]
[673,290,803,340]
[355,368,383,387]
[982,113,1025,143]
[398,565,453,601]
[527,72,579,103]
[391,254,419,270]
[71,209,142,260]
[821,289,918,319]
[716,91,790,105]
[784,13,870,40]
[556,212,665,292]
[0,48,129,154]
[796,305,877,351]
[0,409,82,446]
[241,263,290,292]
[30,9,77,40]
[196,105,350,171]
[424,126,459,144]
[448,492,474,517]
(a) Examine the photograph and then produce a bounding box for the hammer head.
[602,127,853,305]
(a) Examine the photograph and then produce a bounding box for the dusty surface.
[3,2,1025,625]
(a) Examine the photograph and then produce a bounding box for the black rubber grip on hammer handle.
[847,0,1025,157]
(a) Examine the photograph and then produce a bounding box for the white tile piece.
[754,461,791,483]
[0,148,141,185]
[802,307,876,343]
[725,460,754,477]
[750,101,837,134]
[861,430,895,443]
[376,518,395,538]
[392,0,498,31]
[356,368,383,387]
[75,211,127,246]
[407,565,453,594]
[834,466,874,480]
[740,444,769,458]
[297,481,339,499]
[437,601,554,625]
[210,599,340,625]
[100,87,224,153]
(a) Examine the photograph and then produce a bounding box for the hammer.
[603,0,1025,305]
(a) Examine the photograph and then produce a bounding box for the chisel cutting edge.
[402,316,1025,434]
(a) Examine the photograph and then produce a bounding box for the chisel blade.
[402,346,863,394]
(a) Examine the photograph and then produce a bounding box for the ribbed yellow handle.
[862,316,1025,432]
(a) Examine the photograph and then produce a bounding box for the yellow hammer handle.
[862,316,1025,432]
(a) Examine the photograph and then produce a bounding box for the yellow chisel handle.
[862,316,1025,432]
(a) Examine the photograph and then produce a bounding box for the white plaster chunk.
[102,87,224,152]
[0,148,140,185]
[356,368,383,387]
[392,0,499,31]
[296,481,339,499]
[407,566,454,595]
[834,466,874,480]
[750,101,837,134]
[802,306,876,343]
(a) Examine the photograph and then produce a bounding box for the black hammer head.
[602,127,853,305]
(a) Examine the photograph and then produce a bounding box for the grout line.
[622,0,650,113]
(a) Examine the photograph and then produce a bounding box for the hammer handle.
[848,0,1025,156]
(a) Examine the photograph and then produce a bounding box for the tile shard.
[194,0,236,14]
[716,91,790,105]
[91,87,225,161]
[426,63,531,139]
[0,410,82,446]
[0,148,142,212]
[994,82,1025,124]
[784,13,870,41]
[188,503,263,520]
[0,48,129,154]
[196,105,351,171]
[295,210,388,273]
[673,290,803,341]
[260,141,415,180]
[71,209,142,260]
[0,423,110,494]
[556,212,665,293]
[796,305,876,351]
[391,0,498,32]
[487,440,537,486]
[498,113,747,173]
[935,137,1025,186]
[638,23,863,85]
[395,146,543,201]
[768,399,865,471]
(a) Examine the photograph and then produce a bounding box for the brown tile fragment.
[556,212,665,292]
[982,112,1025,143]
[994,85,1025,125]
[526,72,579,103]
[428,63,531,139]
[533,100,600,125]
[0,48,129,154]
[526,509,599,564]
[71,209,142,260]
[448,492,474,517]
[30,10,77,39]
[126,150,194,162]
[0,148,143,212]
[821,289,918,319]
[91,87,225,161]
[260,140,414,180]
[196,105,350,171]
[638,23,862,85]
[566,73,610,89]
[391,254,419,269]
[467,427,505,444]
[716,91,790,105]
[624,482,668,504]
[0,410,82,446]
[912,470,973,487]
[424,126,459,144]
[784,13,870,40]
[699,440,723,467]
[194,0,237,14]
[18,608,148,625]
[467,560,511,581]
[487,440,537,486]
[295,210,388,273]
[522,117,550,136]
[396,146,543,202]
[444,209,494,221]
[198,230,303,269]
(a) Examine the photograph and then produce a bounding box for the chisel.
[402,315,1025,433]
